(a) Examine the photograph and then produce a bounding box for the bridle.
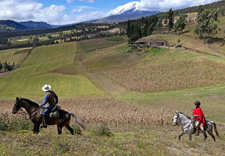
[174,113,181,126]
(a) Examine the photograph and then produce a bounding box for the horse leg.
[36,122,41,134]
[57,125,63,135]
[65,124,74,135]
[207,131,216,142]
[188,133,192,140]
[33,124,36,134]
[202,130,207,141]
[33,123,40,134]
[179,132,184,140]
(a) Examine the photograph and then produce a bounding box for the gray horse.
[173,111,219,141]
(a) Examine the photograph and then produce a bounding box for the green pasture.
[21,42,77,66]
[0,73,103,98]
[0,42,104,98]
[78,37,127,54]
[0,48,31,65]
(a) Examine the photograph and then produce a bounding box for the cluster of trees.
[0,37,10,46]
[126,15,159,43]
[194,9,219,40]
[126,9,187,43]
[0,61,15,72]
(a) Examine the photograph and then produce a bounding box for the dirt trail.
[75,43,128,94]
[0,72,10,79]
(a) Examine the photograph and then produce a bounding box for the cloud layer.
[0,0,220,25]
[138,0,219,11]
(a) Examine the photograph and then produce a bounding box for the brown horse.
[12,97,85,134]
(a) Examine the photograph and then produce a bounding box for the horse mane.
[21,98,39,107]
[178,112,191,119]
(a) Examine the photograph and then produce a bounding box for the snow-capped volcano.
[91,1,159,23]
[109,1,140,16]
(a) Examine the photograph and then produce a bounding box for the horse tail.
[70,113,86,130]
[212,122,220,138]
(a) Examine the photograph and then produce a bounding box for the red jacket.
[192,107,206,127]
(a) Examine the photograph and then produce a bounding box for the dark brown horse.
[12,97,85,134]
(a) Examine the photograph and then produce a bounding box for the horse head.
[12,97,22,114]
[173,111,180,126]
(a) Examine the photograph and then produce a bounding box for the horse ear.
[16,97,19,100]
[176,111,178,114]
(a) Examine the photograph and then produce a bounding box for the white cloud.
[0,0,220,25]
[0,0,43,20]
[138,0,220,11]
[0,0,70,25]
[0,0,101,25]
[66,0,94,4]
[73,9,83,12]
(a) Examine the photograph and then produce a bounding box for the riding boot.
[41,115,47,128]
[191,117,196,134]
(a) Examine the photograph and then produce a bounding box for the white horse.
[173,111,219,141]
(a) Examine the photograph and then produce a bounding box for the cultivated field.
[0,42,104,98]
[104,59,225,92]
[0,96,224,156]
[0,47,32,66]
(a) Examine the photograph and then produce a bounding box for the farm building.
[131,39,169,48]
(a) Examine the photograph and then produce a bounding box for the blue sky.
[0,0,220,25]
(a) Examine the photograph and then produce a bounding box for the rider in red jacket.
[192,101,206,136]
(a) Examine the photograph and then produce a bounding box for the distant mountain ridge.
[0,20,62,32]
[19,21,54,29]
[0,20,28,32]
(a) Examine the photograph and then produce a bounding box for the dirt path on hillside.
[181,35,225,57]
[75,43,128,94]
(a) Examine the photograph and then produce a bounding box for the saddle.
[41,105,61,119]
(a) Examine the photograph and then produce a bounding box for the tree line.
[0,61,15,72]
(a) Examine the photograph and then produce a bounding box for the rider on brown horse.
[40,84,58,128]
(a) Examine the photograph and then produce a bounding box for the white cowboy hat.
[42,84,51,92]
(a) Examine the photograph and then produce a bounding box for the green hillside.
[0,42,104,98]
[0,48,31,66]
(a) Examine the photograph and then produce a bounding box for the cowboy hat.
[42,84,51,92]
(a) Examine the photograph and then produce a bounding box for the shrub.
[0,113,32,132]
[95,123,114,137]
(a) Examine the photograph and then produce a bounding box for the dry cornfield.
[0,98,173,125]
[104,59,225,92]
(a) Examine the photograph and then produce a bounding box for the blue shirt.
[40,92,58,106]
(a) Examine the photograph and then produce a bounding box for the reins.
[30,108,41,117]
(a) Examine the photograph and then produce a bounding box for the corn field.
[104,59,225,92]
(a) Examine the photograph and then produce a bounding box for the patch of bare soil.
[0,71,10,79]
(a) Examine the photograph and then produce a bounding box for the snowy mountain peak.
[109,1,140,15]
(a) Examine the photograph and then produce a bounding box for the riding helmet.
[194,101,201,105]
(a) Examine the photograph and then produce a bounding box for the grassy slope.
[0,47,32,65]
[0,42,104,98]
